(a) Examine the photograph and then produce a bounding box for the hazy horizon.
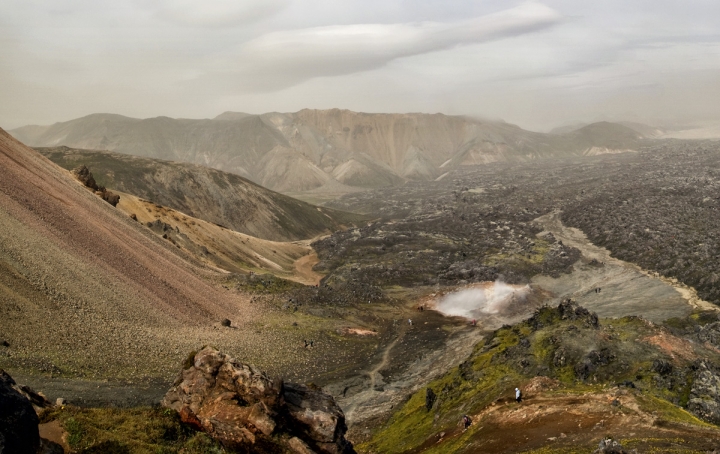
[2,1,720,132]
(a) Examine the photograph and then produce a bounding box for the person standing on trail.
[461,415,472,431]
[515,388,522,403]
[408,319,413,326]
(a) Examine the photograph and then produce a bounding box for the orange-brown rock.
[162,347,354,453]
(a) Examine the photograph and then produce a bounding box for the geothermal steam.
[435,280,530,319]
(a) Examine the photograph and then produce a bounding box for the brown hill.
[36,146,364,242]
[0,129,318,381]
[115,191,323,285]
[11,111,647,194]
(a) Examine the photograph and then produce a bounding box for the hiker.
[310,340,314,348]
[515,388,522,403]
[303,340,309,348]
[408,319,413,326]
[461,415,472,431]
[471,319,476,326]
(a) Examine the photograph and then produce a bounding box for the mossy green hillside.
[361,304,720,454]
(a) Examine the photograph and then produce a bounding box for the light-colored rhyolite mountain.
[11,110,645,193]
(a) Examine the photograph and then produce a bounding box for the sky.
[2,0,720,131]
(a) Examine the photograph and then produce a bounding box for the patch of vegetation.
[40,406,226,453]
[227,273,304,294]
[635,394,714,428]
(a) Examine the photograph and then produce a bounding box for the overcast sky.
[2,0,719,131]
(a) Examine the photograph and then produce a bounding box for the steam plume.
[435,280,530,319]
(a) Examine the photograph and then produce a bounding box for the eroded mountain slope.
[37,146,364,242]
[0,129,325,380]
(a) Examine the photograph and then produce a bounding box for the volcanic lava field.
[5,135,720,453]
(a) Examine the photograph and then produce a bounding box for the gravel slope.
[0,128,302,381]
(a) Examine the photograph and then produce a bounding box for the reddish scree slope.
[0,128,258,379]
[0,127,235,320]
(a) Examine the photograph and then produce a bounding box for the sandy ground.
[293,249,324,286]
[532,211,706,322]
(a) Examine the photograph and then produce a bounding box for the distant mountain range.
[11,110,647,193]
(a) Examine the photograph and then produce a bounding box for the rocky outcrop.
[594,437,631,454]
[162,347,355,454]
[72,164,120,207]
[0,369,41,454]
[697,322,720,348]
[558,299,599,328]
[687,361,720,424]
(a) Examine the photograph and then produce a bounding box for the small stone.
[221,319,231,327]
[55,397,65,406]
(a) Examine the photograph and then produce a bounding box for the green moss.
[49,406,228,453]
[365,353,521,454]
[620,437,706,453]
[553,365,578,384]
[519,447,590,454]
[182,350,198,370]
[531,332,556,362]
[635,394,715,428]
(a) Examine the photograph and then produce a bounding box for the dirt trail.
[367,322,410,391]
[293,250,324,286]
[337,310,486,441]
[343,323,408,423]
[532,211,711,322]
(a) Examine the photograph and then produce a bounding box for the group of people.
[303,339,315,348]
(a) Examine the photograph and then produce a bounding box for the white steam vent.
[434,280,530,319]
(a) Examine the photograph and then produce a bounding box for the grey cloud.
[233,1,562,89]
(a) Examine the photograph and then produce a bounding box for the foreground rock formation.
[0,370,61,454]
[0,369,41,453]
[162,347,355,453]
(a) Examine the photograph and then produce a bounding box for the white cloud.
[233,1,562,89]
[155,0,290,27]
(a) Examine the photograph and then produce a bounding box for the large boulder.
[284,383,352,454]
[0,369,41,454]
[162,347,354,453]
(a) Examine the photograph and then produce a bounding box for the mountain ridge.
[10,110,647,194]
[36,146,365,242]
